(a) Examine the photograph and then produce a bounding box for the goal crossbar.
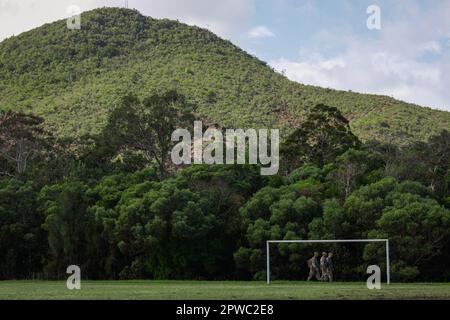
[266,239,390,285]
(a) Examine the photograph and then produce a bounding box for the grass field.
[0,281,449,300]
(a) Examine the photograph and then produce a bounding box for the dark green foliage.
[236,168,325,280]
[236,174,450,281]
[39,181,98,278]
[0,12,449,281]
[0,111,48,177]
[0,179,44,279]
[366,189,450,281]
[326,148,385,198]
[1,104,449,281]
[281,104,360,171]
[1,135,449,281]
[27,165,265,280]
[103,91,195,179]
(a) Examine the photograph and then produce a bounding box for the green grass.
[0,281,449,300]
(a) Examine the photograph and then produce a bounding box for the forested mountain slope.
[0,7,449,143]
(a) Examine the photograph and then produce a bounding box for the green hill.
[0,7,449,143]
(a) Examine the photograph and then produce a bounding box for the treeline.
[1,91,449,281]
[2,7,449,144]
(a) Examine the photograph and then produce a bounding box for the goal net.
[266,239,390,284]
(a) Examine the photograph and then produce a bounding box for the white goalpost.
[266,239,390,285]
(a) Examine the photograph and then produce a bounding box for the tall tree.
[39,181,96,278]
[425,130,450,196]
[377,130,450,198]
[0,179,44,279]
[104,90,195,179]
[0,111,47,177]
[326,149,384,198]
[281,104,360,172]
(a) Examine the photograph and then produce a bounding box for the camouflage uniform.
[307,255,320,281]
[325,255,334,282]
[320,254,328,281]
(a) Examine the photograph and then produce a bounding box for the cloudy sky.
[1,0,449,110]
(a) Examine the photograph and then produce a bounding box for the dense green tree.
[0,111,48,177]
[104,90,195,179]
[281,104,360,172]
[326,149,384,198]
[365,191,450,281]
[38,181,97,278]
[85,167,159,278]
[412,130,450,197]
[238,173,450,282]
[89,164,265,279]
[0,179,44,279]
[236,173,324,280]
[0,101,449,282]
[367,130,450,200]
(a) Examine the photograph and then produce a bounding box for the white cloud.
[0,0,96,41]
[270,1,450,111]
[136,0,252,38]
[247,26,276,39]
[418,41,441,55]
[271,47,449,110]
[271,56,345,90]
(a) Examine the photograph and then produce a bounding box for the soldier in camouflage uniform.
[325,252,334,282]
[320,252,328,281]
[307,252,320,281]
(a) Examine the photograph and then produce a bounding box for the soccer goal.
[266,239,390,284]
